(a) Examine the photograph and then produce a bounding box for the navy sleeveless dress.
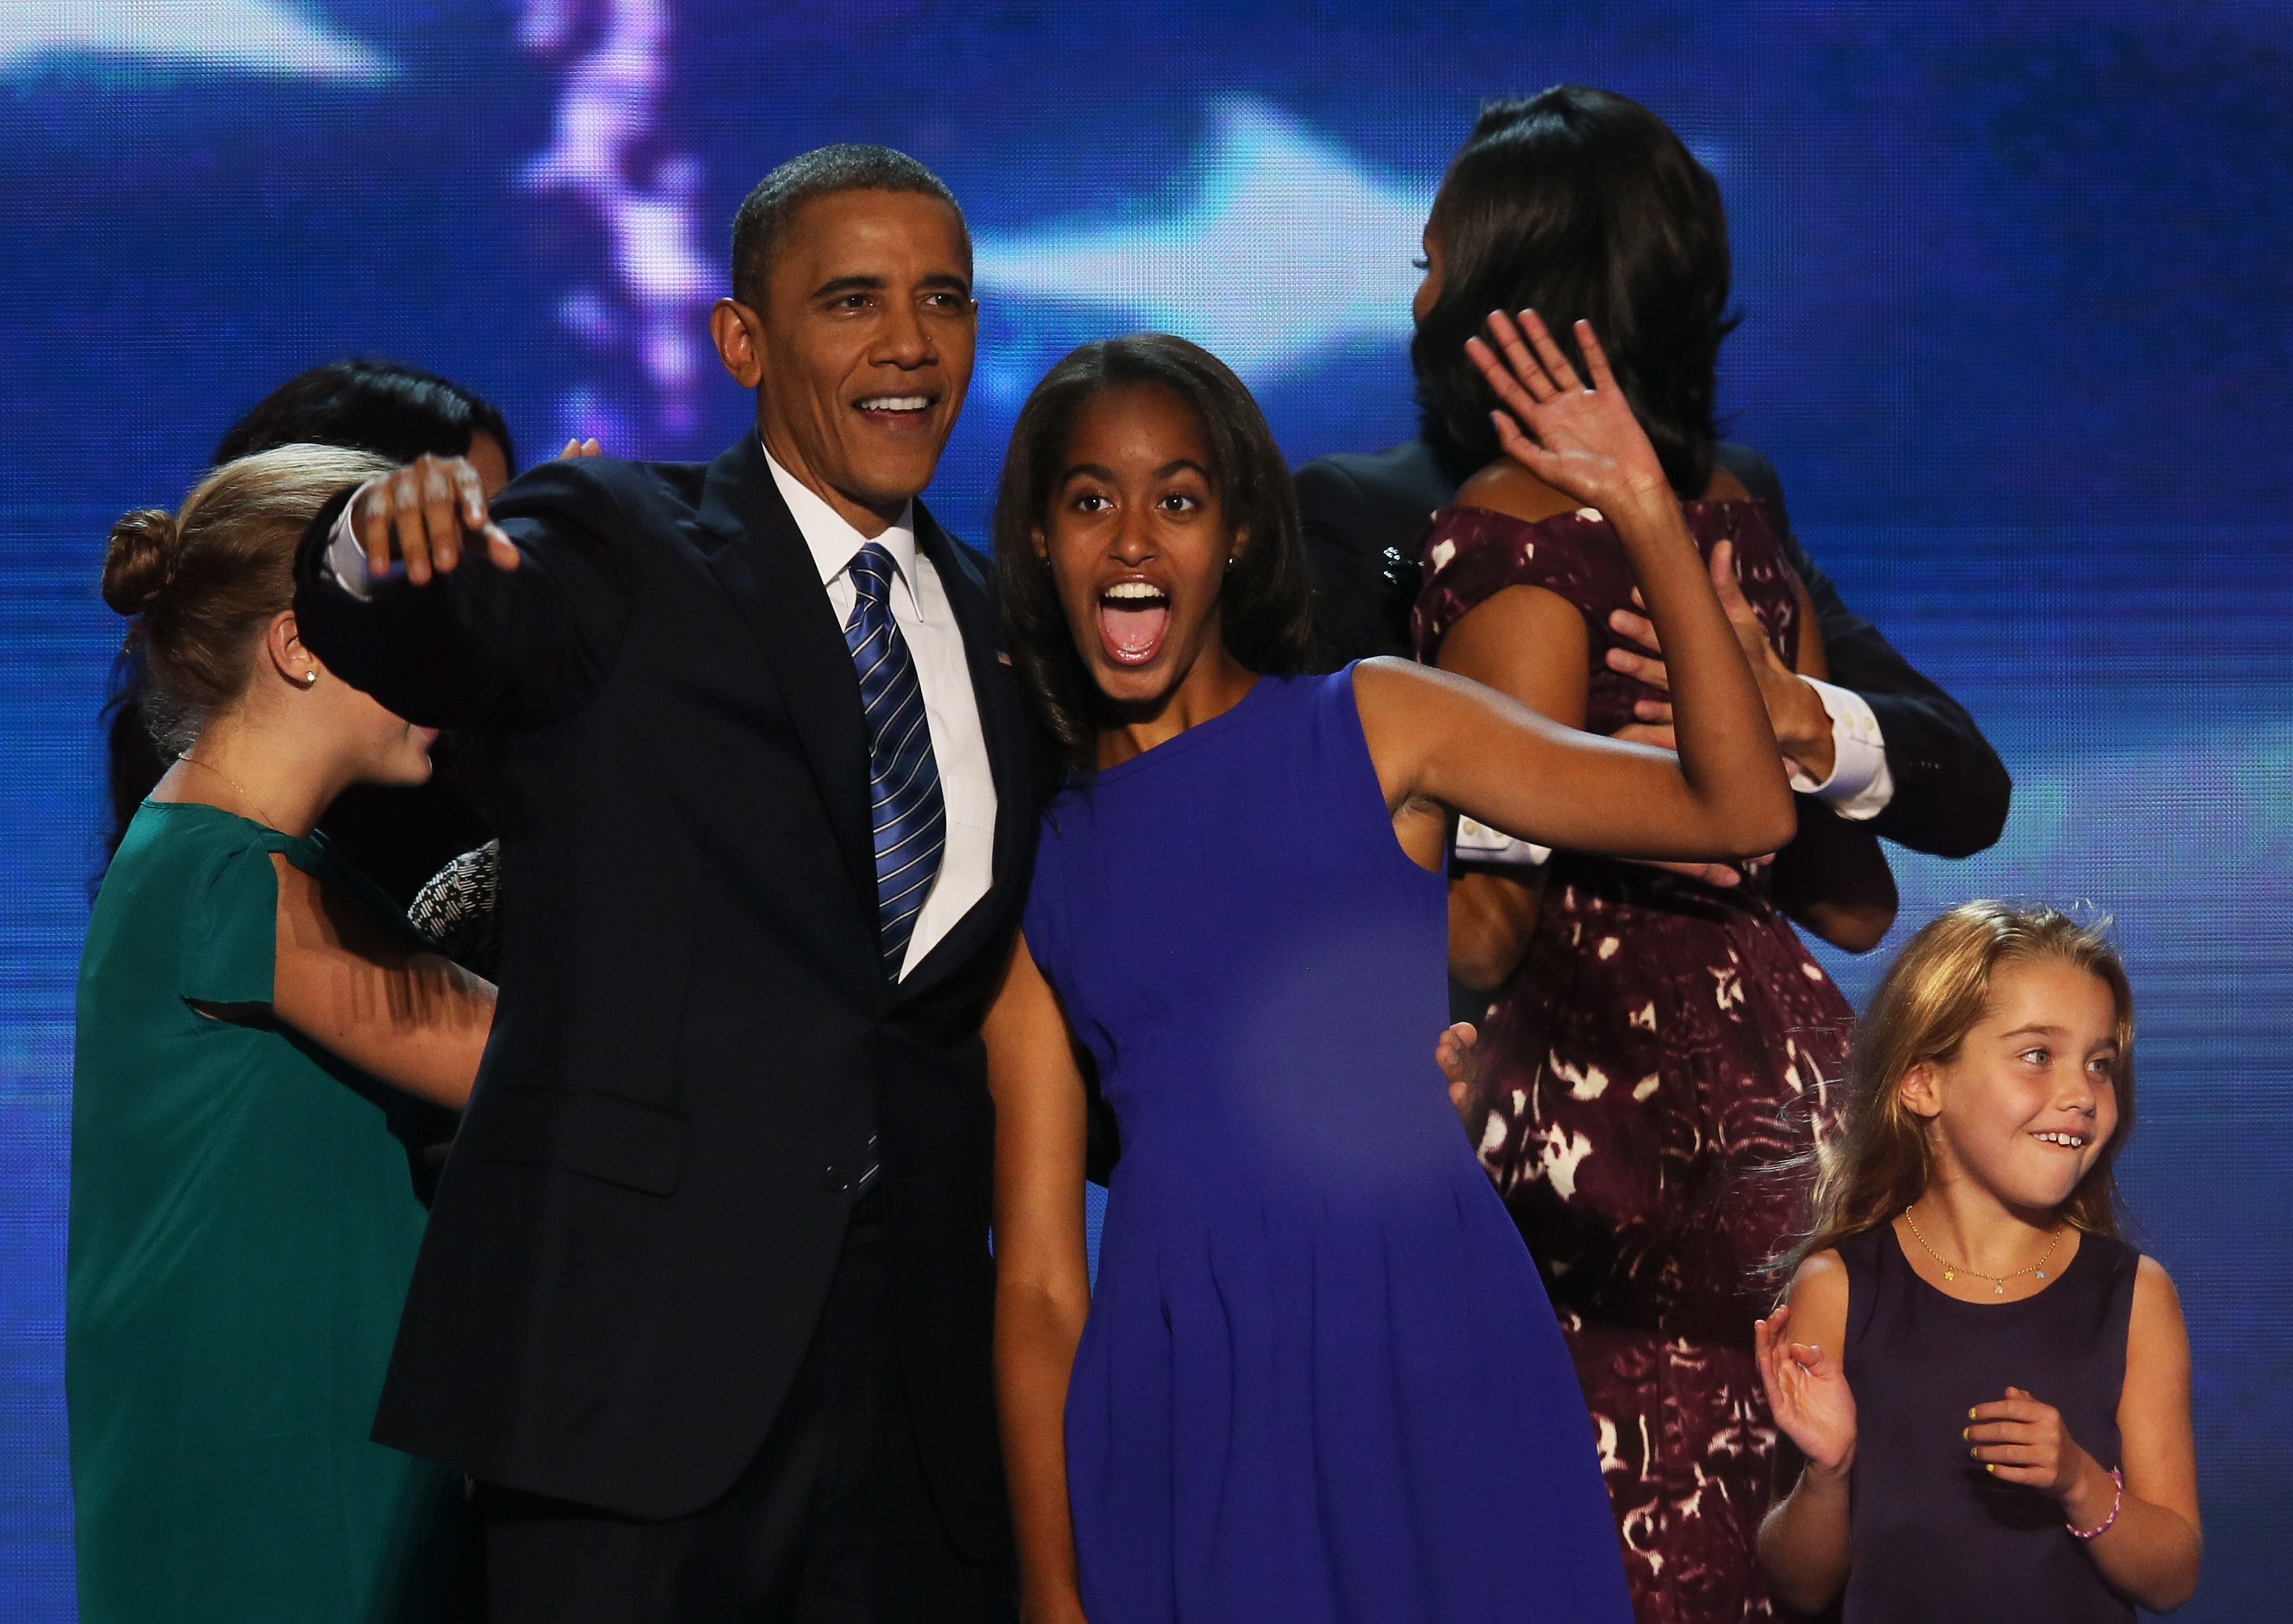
[1024,670,1633,1624]
[1839,1224,2140,1623]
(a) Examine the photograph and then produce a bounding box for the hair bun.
[102,507,179,615]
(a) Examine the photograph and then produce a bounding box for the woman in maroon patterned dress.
[1407,89,1899,1622]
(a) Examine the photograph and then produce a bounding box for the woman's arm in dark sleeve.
[1716,443,2012,858]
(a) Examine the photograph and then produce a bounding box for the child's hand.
[1967,1385,2098,1503]
[1756,1305,1856,1475]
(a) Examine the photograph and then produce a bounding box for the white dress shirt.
[1787,677,1894,820]
[323,449,997,979]
[759,449,996,979]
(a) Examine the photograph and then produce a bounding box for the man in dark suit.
[1295,435,2011,861]
[294,146,1032,1622]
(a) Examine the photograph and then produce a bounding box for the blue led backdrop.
[3,2,2287,1616]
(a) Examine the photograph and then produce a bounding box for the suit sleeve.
[1295,458,1411,669]
[294,460,635,733]
[1717,444,2012,859]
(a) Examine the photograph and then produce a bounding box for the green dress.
[69,802,463,1624]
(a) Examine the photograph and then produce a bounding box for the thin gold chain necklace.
[1902,1205,2065,1296]
[178,755,288,835]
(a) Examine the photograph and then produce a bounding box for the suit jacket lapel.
[692,436,877,921]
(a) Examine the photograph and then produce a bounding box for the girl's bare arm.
[268,855,493,1110]
[1755,1252,1856,1612]
[2042,1257,2201,1610]
[984,932,1095,1624]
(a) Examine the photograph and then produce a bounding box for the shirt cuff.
[1789,678,1894,820]
[323,486,401,601]
[1454,815,1550,868]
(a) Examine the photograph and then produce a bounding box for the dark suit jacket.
[293,433,1039,1549]
[1293,436,2011,859]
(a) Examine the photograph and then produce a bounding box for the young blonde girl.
[1755,901,2201,1619]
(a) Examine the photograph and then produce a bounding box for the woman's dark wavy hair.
[1413,86,1736,498]
[993,334,1316,781]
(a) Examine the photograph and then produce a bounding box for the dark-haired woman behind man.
[1295,88,1986,1621]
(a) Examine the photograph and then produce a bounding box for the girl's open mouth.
[1098,581,1170,667]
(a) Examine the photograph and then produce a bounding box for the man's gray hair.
[730,145,969,307]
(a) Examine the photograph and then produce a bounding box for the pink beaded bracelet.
[2067,1467,2125,1539]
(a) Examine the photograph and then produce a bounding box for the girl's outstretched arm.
[1967,1256,2201,1610]
[1754,1252,1856,1613]
[1356,313,1795,863]
[983,932,1095,1624]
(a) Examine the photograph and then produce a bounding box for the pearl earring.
[302,670,319,687]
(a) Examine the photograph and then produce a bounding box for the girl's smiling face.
[1902,957,2124,1216]
[1036,381,1243,709]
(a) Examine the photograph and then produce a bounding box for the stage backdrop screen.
[3,3,2286,1615]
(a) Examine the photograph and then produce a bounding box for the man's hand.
[1436,1022,1480,1129]
[1605,541,1836,783]
[349,453,520,587]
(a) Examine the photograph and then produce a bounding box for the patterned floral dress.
[1415,500,1854,1624]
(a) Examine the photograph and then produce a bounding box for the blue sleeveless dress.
[1024,670,1633,1624]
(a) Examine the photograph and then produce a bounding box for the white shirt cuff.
[1454,815,1550,868]
[1789,677,1894,820]
[323,486,400,601]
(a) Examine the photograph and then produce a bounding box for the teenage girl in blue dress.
[1755,901,2202,1620]
[981,312,1801,1624]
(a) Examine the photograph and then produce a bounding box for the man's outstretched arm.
[294,453,633,733]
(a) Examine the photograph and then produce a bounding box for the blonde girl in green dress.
[72,444,496,1623]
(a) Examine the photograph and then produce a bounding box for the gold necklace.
[178,755,288,835]
[1902,1205,2064,1296]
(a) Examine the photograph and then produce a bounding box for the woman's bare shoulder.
[1453,459,1581,525]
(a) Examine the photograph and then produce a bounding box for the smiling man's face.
[714,187,976,534]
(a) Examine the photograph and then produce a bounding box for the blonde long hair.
[1778,901,2136,1279]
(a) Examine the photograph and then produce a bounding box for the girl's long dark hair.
[1413,86,1735,498]
[992,334,1316,780]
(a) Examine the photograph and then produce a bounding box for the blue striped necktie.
[842,541,945,979]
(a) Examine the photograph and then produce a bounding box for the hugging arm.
[1431,583,1584,990]
[1659,444,2012,859]
[292,455,634,732]
[1766,577,1899,952]
[1358,314,1794,862]
[264,855,495,1111]
[985,932,1095,1624]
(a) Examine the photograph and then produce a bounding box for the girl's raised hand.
[1756,1306,1857,1475]
[1464,311,1671,516]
